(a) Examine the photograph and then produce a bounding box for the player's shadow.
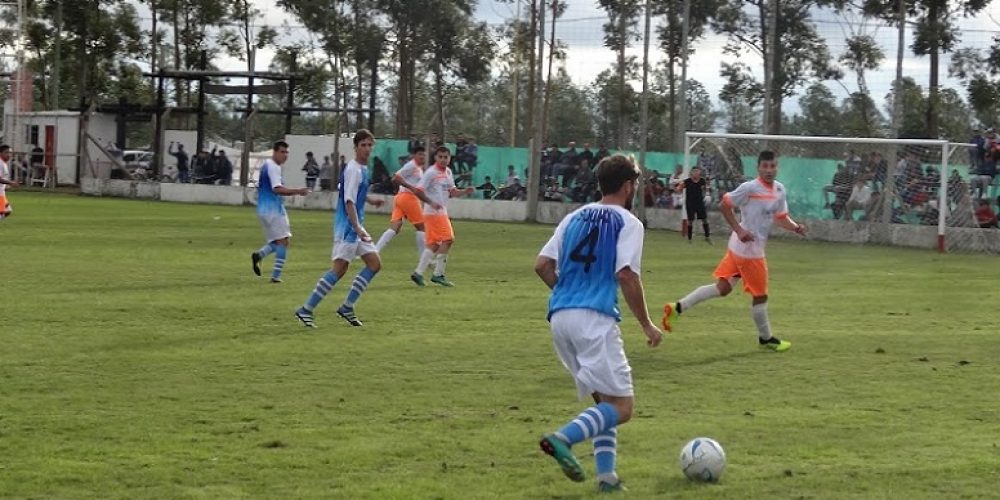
[640,350,760,371]
[655,475,724,495]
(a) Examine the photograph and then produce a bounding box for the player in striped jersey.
[250,141,310,283]
[662,150,807,352]
[295,130,385,328]
[535,154,663,492]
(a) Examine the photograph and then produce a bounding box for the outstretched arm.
[274,186,308,196]
[776,214,807,235]
[617,266,663,347]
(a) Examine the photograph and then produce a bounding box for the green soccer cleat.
[410,272,426,287]
[759,336,791,352]
[597,480,627,493]
[539,434,586,483]
[430,274,454,287]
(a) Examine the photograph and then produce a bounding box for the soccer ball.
[679,437,726,482]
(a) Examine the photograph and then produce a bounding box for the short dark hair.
[0,144,9,154]
[596,154,640,195]
[353,129,374,146]
[273,141,289,151]
[306,151,313,156]
[412,146,426,154]
[758,150,776,164]
[434,146,451,156]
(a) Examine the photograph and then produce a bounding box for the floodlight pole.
[637,0,652,225]
[526,0,545,222]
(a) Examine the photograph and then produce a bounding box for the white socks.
[679,284,721,313]
[375,228,396,252]
[415,230,426,254]
[415,248,435,274]
[752,302,772,340]
[433,254,447,276]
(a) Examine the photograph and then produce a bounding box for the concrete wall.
[78,181,998,252]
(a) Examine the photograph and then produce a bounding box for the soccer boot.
[251,251,262,276]
[661,303,679,332]
[597,480,627,493]
[430,274,454,287]
[270,277,282,283]
[294,308,316,328]
[337,306,363,327]
[759,336,791,352]
[410,272,426,287]
[539,434,586,483]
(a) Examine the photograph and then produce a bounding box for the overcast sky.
[133,0,1000,115]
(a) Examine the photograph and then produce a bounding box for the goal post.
[681,132,1000,254]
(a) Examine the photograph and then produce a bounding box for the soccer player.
[409,146,474,287]
[535,154,663,492]
[374,146,440,255]
[295,129,385,328]
[662,151,807,352]
[681,166,712,243]
[250,141,310,283]
[0,145,19,220]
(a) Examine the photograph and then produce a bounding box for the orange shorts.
[424,214,454,245]
[390,191,424,225]
[713,250,768,297]
[0,196,9,217]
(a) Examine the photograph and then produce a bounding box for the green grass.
[1,192,999,499]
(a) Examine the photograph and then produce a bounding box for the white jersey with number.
[395,160,423,194]
[417,164,455,216]
[722,178,789,259]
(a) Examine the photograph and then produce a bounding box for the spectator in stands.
[193,149,214,183]
[477,176,497,200]
[302,151,320,190]
[570,158,597,203]
[459,138,478,175]
[975,198,998,228]
[506,165,519,187]
[824,163,851,218]
[668,164,685,209]
[167,141,191,182]
[595,144,611,165]
[215,150,233,186]
[407,135,422,154]
[843,174,874,221]
[868,151,888,191]
[578,142,594,168]
[319,155,334,191]
[973,128,998,199]
[970,128,985,171]
[371,156,393,194]
[844,149,863,176]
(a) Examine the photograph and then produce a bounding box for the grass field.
[1,192,999,499]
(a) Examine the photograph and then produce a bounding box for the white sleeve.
[395,163,414,182]
[539,218,569,261]
[616,215,644,274]
[342,164,361,204]
[264,162,283,188]
[723,180,753,208]
[776,188,790,217]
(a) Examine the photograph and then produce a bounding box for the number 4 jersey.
[539,203,645,322]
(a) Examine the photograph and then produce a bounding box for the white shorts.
[258,213,291,242]
[550,308,633,400]
[332,240,378,261]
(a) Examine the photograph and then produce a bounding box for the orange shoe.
[661,303,678,332]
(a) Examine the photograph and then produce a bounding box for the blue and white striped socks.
[553,402,620,446]
[271,245,287,280]
[343,267,377,308]
[593,427,618,481]
[256,242,277,258]
[303,270,338,312]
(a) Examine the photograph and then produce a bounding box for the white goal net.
[683,132,1000,254]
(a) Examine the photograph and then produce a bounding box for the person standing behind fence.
[303,152,320,190]
[319,155,334,191]
[250,141,310,283]
[168,142,189,183]
[215,150,233,186]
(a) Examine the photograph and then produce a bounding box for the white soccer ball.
[679,437,726,482]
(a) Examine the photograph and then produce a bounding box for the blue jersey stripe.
[548,207,626,321]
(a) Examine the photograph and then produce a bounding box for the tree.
[712,0,841,135]
[791,82,842,136]
[718,62,763,133]
[592,65,639,148]
[653,0,720,150]
[598,0,643,149]
[861,0,994,138]
[541,0,567,139]
[884,76,928,138]
[948,46,1000,127]
[838,34,885,136]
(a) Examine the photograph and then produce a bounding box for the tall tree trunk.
[927,4,940,139]
[541,1,557,140]
[356,59,364,130]
[172,1,181,107]
[395,35,408,137]
[405,49,417,135]
[526,1,537,148]
[617,15,626,150]
[435,69,446,140]
[667,58,676,152]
